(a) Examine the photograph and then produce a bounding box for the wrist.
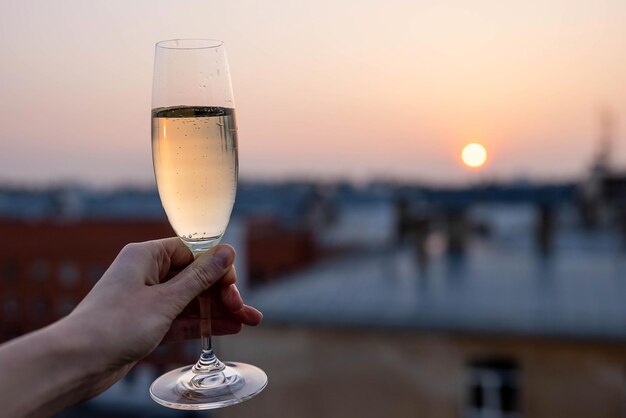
[49,316,109,378]
[36,319,107,414]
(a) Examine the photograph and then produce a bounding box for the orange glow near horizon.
[2,2,626,185]
[461,143,488,169]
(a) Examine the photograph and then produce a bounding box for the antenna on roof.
[594,107,615,174]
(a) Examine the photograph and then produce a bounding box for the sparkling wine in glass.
[149,38,267,410]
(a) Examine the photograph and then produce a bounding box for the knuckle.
[120,242,142,256]
[121,241,159,260]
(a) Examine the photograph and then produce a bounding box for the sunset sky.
[2,0,626,186]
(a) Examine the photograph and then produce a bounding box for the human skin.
[0,238,262,418]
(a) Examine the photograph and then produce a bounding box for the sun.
[461,143,488,169]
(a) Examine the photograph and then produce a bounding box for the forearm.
[0,241,253,417]
[0,319,103,418]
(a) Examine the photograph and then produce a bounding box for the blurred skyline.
[2,0,626,186]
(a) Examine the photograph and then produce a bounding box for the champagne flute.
[149,38,267,410]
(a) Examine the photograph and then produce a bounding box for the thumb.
[164,244,235,307]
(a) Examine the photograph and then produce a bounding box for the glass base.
[150,361,268,410]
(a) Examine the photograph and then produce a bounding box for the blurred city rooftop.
[2,179,625,344]
[2,177,626,417]
[249,240,626,341]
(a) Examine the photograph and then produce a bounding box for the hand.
[0,237,262,418]
[65,238,262,396]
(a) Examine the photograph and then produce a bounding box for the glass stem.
[192,249,225,375]
[193,294,225,374]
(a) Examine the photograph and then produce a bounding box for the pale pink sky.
[1,0,626,186]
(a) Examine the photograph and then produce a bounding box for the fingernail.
[253,307,263,320]
[213,246,234,269]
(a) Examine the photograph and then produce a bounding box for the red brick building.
[0,218,197,370]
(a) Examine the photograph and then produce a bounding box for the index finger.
[142,237,195,283]
[152,237,195,269]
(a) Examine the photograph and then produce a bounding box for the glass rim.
[155,39,224,50]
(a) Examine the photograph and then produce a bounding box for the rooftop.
[249,239,626,341]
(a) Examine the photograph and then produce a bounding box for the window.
[56,297,76,317]
[58,262,80,287]
[29,260,49,282]
[466,358,521,418]
[87,263,106,285]
[30,297,50,318]
[1,294,18,317]
[0,260,19,283]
